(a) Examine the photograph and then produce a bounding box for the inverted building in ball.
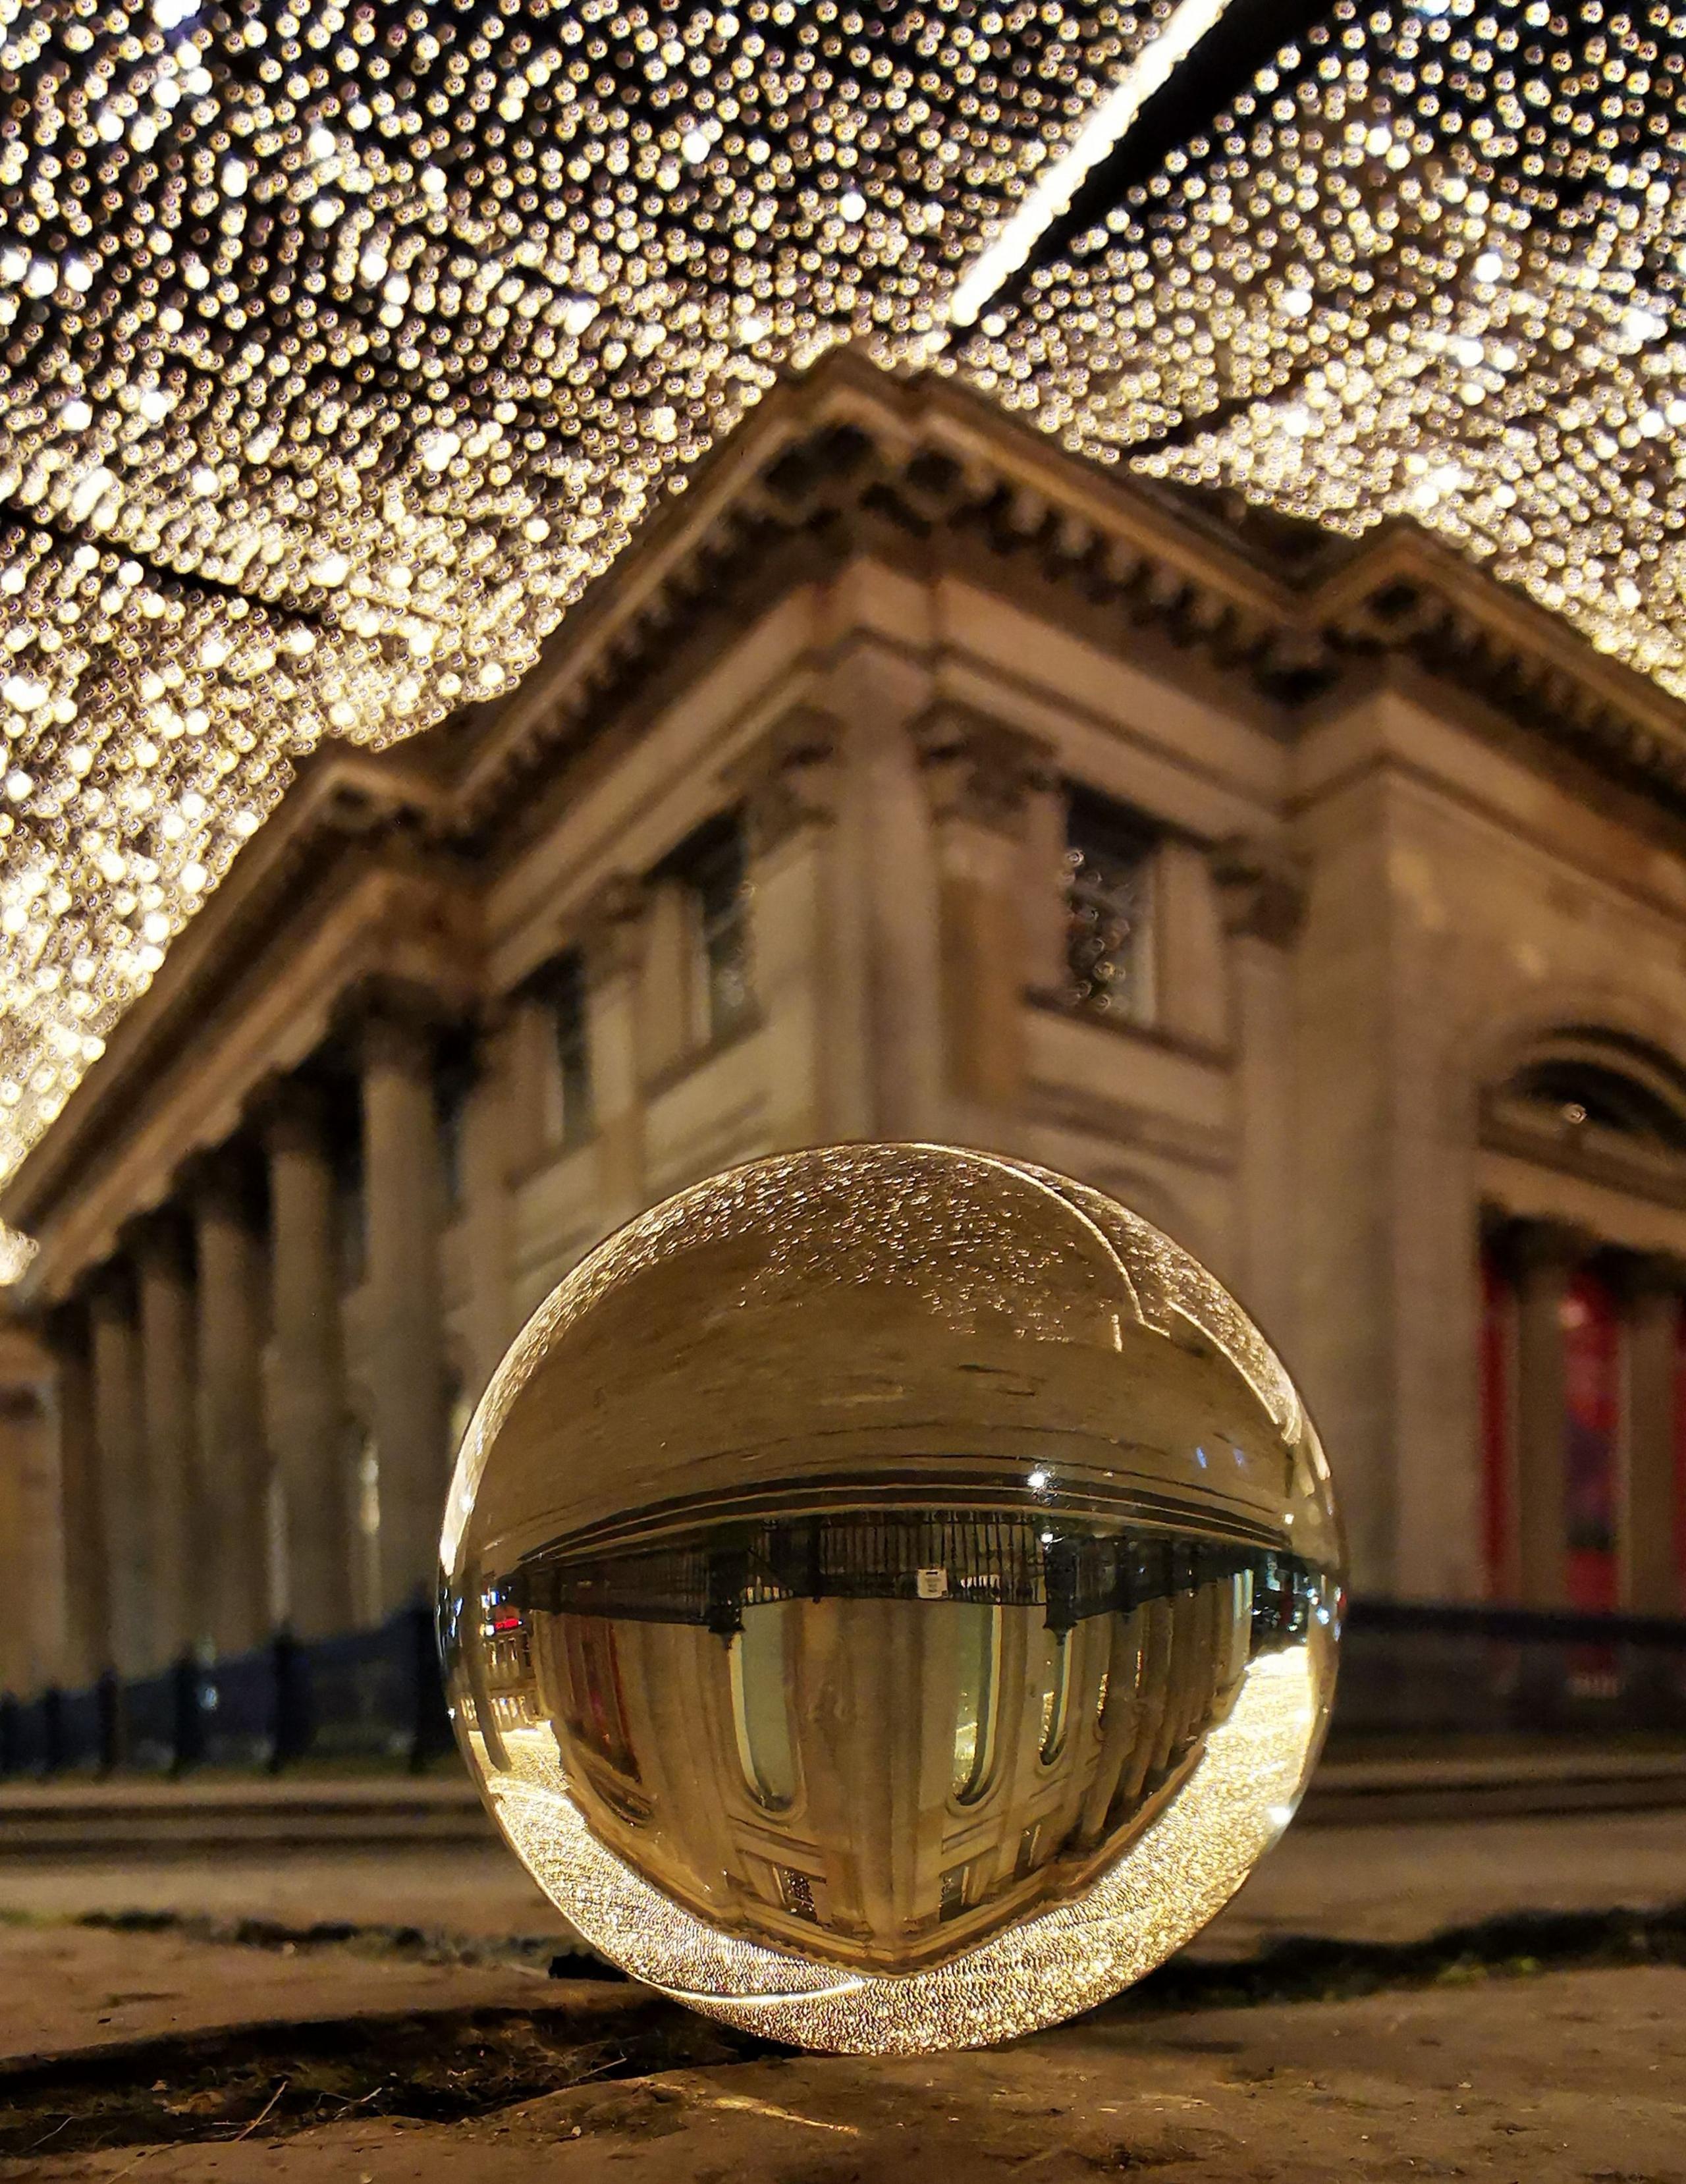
[440,1143,1342,2054]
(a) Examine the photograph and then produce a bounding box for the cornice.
[432,353,1686,848]
[3,751,465,1250]
[14,352,1686,1267]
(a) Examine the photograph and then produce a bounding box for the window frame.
[1062,784,1159,1028]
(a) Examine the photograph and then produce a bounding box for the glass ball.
[439,1145,1342,2055]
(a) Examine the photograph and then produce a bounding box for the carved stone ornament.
[911,704,1053,839]
[576,871,652,987]
[725,707,842,860]
[1209,836,1309,949]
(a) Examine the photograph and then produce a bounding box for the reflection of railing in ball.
[439,1144,1342,2054]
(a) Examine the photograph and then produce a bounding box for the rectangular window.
[678,815,753,1045]
[1063,787,1156,1024]
[545,949,592,1149]
[776,1865,819,1923]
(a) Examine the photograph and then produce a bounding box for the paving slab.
[0,1845,564,1943]
[0,1922,560,2065]
[5,1807,1684,1965]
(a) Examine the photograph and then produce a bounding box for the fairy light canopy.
[0,0,1681,1263]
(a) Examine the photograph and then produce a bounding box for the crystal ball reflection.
[439,1145,1342,2054]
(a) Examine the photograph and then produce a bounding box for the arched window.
[950,1604,1002,1803]
[1484,1031,1686,1189]
[1036,1625,1074,1765]
[559,1616,639,1780]
[1480,1030,1686,1605]
[730,1602,797,1809]
[1508,1058,1686,1151]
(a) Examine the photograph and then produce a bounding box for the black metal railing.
[1333,1598,1686,1744]
[2,1598,1685,1778]
[0,1604,454,1778]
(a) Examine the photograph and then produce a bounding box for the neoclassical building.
[5,352,1686,1696]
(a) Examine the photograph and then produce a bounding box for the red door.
[1562,1269,1619,1613]
[1479,1247,1512,1598]
[1673,1302,1686,1612]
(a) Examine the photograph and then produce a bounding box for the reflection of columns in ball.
[441,1144,1343,2056]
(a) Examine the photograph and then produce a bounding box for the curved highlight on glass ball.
[440,1145,1342,2054]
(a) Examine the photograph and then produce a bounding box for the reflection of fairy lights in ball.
[441,1143,1342,2055]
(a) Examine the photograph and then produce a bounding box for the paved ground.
[2,1942,1682,2182]
[5,1806,1686,1953]
[1,1811,1682,2181]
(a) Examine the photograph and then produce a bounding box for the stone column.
[132,1212,196,1668]
[728,709,870,1150]
[456,1003,520,1396]
[1511,1219,1583,1610]
[87,1261,148,1675]
[360,999,450,1613]
[43,1302,105,1685]
[190,1149,271,1656]
[0,1325,62,1699]
[264,1082,353,1639]
[1619,1255,1683,1617]
[578,875,653,1232]
[1211,838,1307,1349]
[912,704,1051,1134]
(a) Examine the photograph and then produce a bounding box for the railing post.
[269,1629,312,1772]
[406,1600,452,1774]
[171,1652,205,1774]
[41,1687,64,1774]
[95,1668,122,1775]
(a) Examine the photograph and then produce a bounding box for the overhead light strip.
[946,0,1239,329]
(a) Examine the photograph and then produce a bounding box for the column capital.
[724,706,843,859]
[575,871,651,987]
[1502,1215,1592,1277]
[333,973,456,1068]
[911,702,1052,839]
[1611,1247,1686,1301]
[249,1072,332,1159]
[178,1139,259,1220]
[1209,835,1307,948]
[121,1202,192,1276]
[40,1292,90,1356]
[82,1256,136,1319]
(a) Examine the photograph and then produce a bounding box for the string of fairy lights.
[0,0,1682,1274]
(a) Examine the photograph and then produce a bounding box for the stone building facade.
[5,353,1686,1695]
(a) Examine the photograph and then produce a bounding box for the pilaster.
[728,707,869,1149]
[912,703,1052,1130]
[1211,835,1307,1351]
[1617,1253,1685,1617]
[580,874,653,1230]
